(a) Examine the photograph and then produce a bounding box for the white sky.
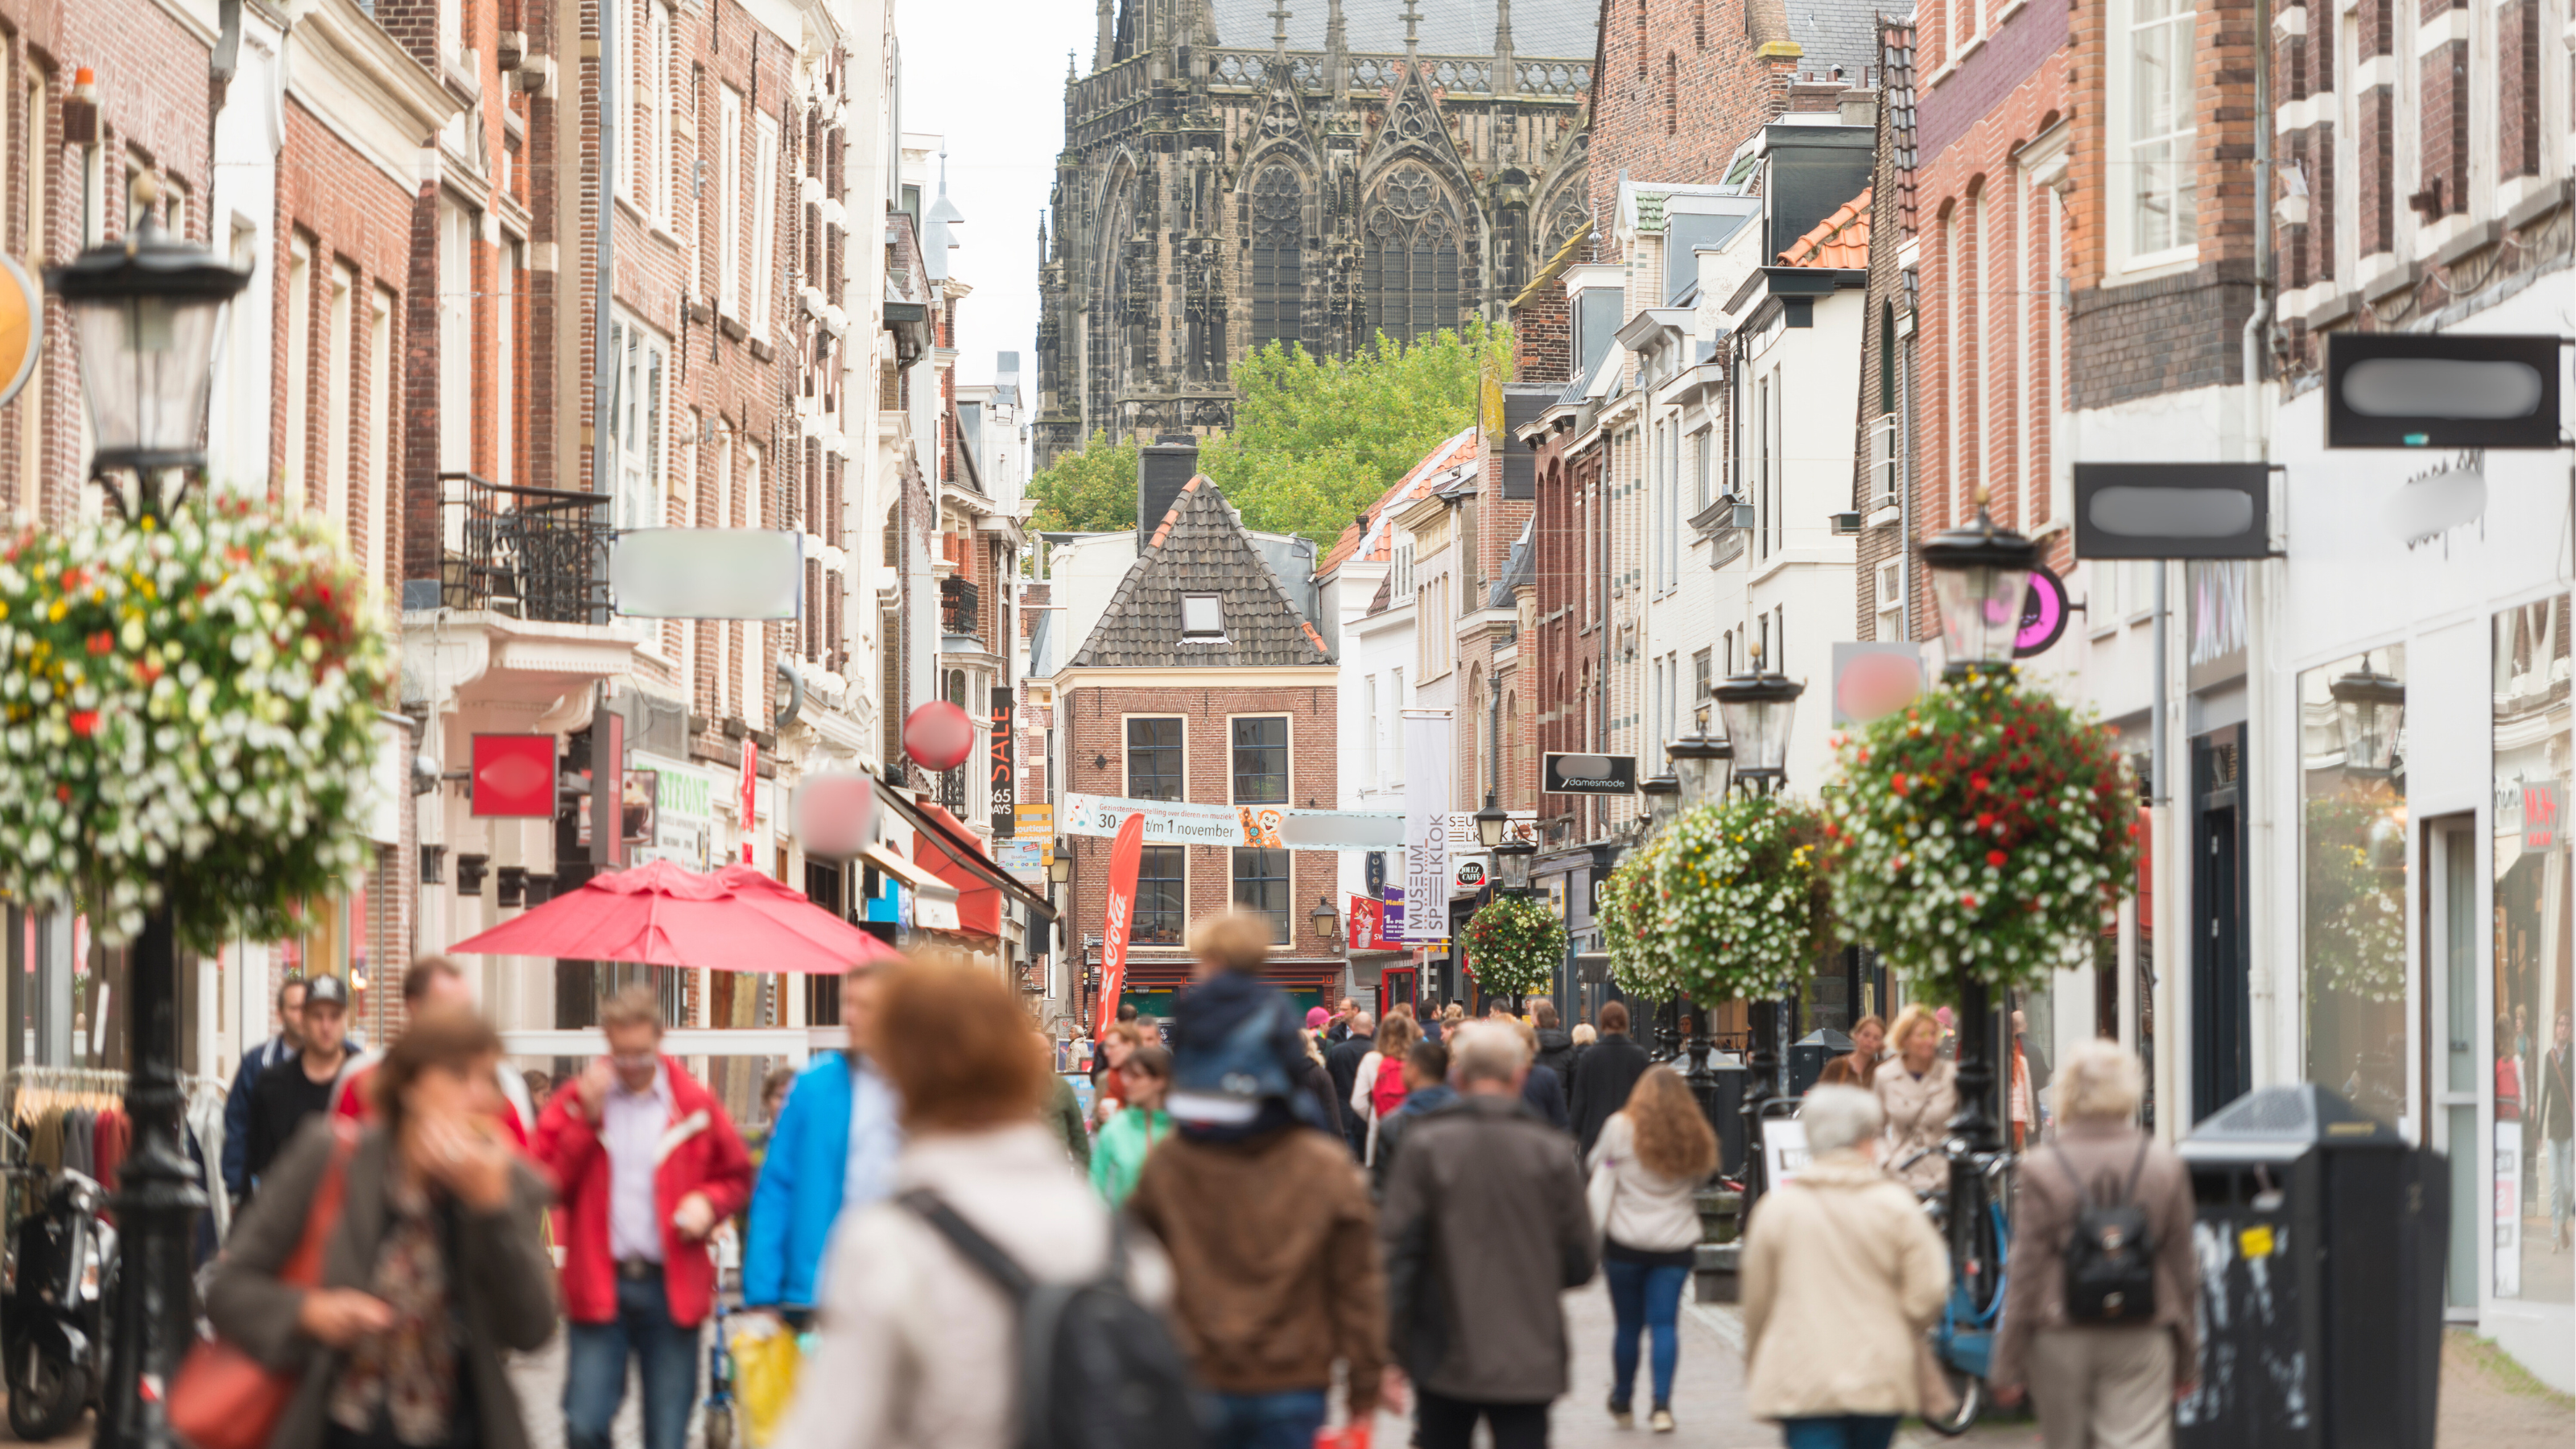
[895,0,1096,399]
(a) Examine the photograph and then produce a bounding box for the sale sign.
[1096,813,1146,1038]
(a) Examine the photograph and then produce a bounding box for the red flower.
[1970,774,1990,793]
[85,631,114,655]
[1976,811,1996,831]
[54,785,69,802]
[68,711,97,737]
[1987,849,2008,868]
[1890,774,1910,798]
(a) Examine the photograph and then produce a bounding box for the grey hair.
[2053,1038,2144,1122]
[1800,1084,1885,1155]
[1449,1020,1531,1087]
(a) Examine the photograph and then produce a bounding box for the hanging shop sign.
[0,256,41,411]
[1831,642,1926,725]
[795,772,877,860]
[1399,712,1451,942]
[610,529,804,618]
[996,839,1046,883]
[2325,332,2562,451]
[989,700,1016,836]
[1016,803,1054,838]
[630,752,716,870]
[2015,563,2072,658]
[469,734,556,817]
[2074,462,2271,560]
[1542,753,1638,795]
[1061,792,1405,849]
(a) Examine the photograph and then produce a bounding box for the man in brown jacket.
[1127,910,1393,1449]
[1380,1021,1598,1449]
[1992,1038,2201,1449]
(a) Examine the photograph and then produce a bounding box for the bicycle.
[1893,1141,2016,1437]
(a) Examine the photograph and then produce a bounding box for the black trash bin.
[1788,1027,1853,1096]
[2174,1084,2446,1449]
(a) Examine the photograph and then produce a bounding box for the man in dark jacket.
[1369,1039,1454,1196]
[221,976,306,1201]
[1326,1013,1378,1160]
[1380,1022,1596,1448]
[1530,1000,1575,1083]
[242,975,373,1191]
[1327,996,1360,1046]
[1567,1000,1651,1155]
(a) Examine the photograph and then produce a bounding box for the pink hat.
[1305,1006,1331,1029]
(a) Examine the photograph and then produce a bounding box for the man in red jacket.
[535,985,753,1449]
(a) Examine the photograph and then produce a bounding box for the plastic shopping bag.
[1316,1422,1373,1449]
[730,1316,803,1447]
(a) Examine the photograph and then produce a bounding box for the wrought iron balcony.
[437,473,611,625]
[939,576,980,639]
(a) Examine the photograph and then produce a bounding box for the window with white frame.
[1393,541,1416,601]
[613,316,667,532]
[324,263,353,543]
[2127,0,2197,258]
[367,287,394,590]
[741,444,765,719]
[1876,559,1903,635]
[1388,667,1406,774]
[1181,592,1224,638]
[718,87,744,319]
[650,1,675,223]
[438,202,473,476]
[751,109,780,336]
[1363,675,1380,788]
[284,238,312,508]
[1692,427,1711,512]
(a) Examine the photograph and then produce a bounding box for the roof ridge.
[1066,476,1333,670]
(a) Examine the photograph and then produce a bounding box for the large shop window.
[2491,600,2571,1304]
[2299,646,2407,1125]
[1232,847,1290,944]
[1127,717,1184,801]
[1135,845,1187,946]
[1232,716,1288,804]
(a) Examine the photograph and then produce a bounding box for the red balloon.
[902,700,976,772]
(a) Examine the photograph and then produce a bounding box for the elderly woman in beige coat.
[1741,1085,1949,1449]
[1875,1005,1959,1195]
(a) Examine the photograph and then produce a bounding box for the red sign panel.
[1348,894,1402,952]
[1096,813,1146,1040]
[470,734,555,818]
[739,739,758,865]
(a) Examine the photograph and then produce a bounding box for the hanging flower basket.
[1649,794,1832,1007]
[1460,892,1567,1002]
[2303,791,2406,1004]
[1821,671,2140,999]
[1600,838,1686,1005]
[0,500,394,949]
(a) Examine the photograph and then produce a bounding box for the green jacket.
[1088,1104,1172,1206]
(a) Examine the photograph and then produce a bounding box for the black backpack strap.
[2049,1144,2092,1206]
[898,1188,1036,1301]
[2121,1134,2153,1202]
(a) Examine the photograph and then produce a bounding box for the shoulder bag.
[169,1119,362,1449]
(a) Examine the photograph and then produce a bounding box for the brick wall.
[1055,679,1344,975]
[1585,0,1803,261]
[1513,283,1570,382]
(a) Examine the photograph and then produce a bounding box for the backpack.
[900,1190,1208,1449]
[2053,1137,2158,1325]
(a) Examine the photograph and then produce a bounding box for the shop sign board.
[989,700,1015,836]
[2074,463,2272,560]
[632,751,716,870]
[2325,332,2562,451]
[469,734,556,817]
[1831,643,1926,725]
[997,839,1046,883]
[1542,753,1637,795]
[1015,803,1054,838]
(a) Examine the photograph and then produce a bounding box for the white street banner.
[1061,792,1404,850]
[1400,710,1452,941]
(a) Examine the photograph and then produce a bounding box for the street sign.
[2325,332,2561,451]
[1542,753,1638,795]
[469,734,555,817]
[2074,462,2271,559]
[610,529,803,618]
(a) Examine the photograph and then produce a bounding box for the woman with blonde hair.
[1352,1011,1421,1164]
[1875,1005,1958,1194]
[1586,1064,1719,1431]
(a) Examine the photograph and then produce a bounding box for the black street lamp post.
[48,184,251,1449]
[1920,493,2041,1272]
[1710,650,1803,1201]
[1665,725,1736,1142]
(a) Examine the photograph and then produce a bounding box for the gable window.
[1126,717,1185,801]
[1182,593,1225,638]
[1249,166,1302,353]
[1232,847,1291,943]
[1135,845,1186,944]
[1232,716,1289,804]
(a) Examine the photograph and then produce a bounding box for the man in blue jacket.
[220,976,306,1203]
[743,961,900,1320]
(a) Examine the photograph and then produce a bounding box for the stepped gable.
[1070,477,1335,668]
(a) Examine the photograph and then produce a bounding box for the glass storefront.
[2492,600,2571,1305]
[2300,646,2408,1124]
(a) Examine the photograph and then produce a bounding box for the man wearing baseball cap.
[241,972,374,1195]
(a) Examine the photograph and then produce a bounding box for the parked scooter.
[3,1167,116,1440]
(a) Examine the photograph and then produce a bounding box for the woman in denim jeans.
[1585,1066,1717,1433]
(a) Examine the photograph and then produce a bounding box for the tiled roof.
[1635,192,1668,232]
[1780,186,1871,267]
[1068,477,1335,669]
[1313,427,1480,576]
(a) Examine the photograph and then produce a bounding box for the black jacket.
[242,1052,364,1190]
[1324,1034,1374,1109]
[1521,1063,1569,1132]
[1567,1030,1651,1154]
[1532,1028,1575,1084]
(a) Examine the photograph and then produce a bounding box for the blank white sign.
[611,529,803,620]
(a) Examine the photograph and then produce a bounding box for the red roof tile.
[1779,187,1871,269]
[1313,427,1481,577]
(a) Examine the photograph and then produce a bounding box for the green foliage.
[1025,322,1513,547]
[1027,430,1143,534]
[1461,892,1567,1001]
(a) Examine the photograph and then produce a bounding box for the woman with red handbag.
[197,1009,558,1449]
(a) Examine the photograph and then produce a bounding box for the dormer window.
[1182,593,1225,638]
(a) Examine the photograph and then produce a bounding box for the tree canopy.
[1025,321,1509,547]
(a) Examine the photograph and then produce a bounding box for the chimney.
[1137,435,1199,551]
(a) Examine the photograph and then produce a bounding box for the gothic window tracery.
[1364,167,1462,348]
[1249,166,1303,353]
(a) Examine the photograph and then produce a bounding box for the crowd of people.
[191,926,2202,1449]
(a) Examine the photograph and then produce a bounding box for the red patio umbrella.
[448,859,900,972]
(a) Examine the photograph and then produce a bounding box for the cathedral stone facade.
[1035,0,1598,467]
